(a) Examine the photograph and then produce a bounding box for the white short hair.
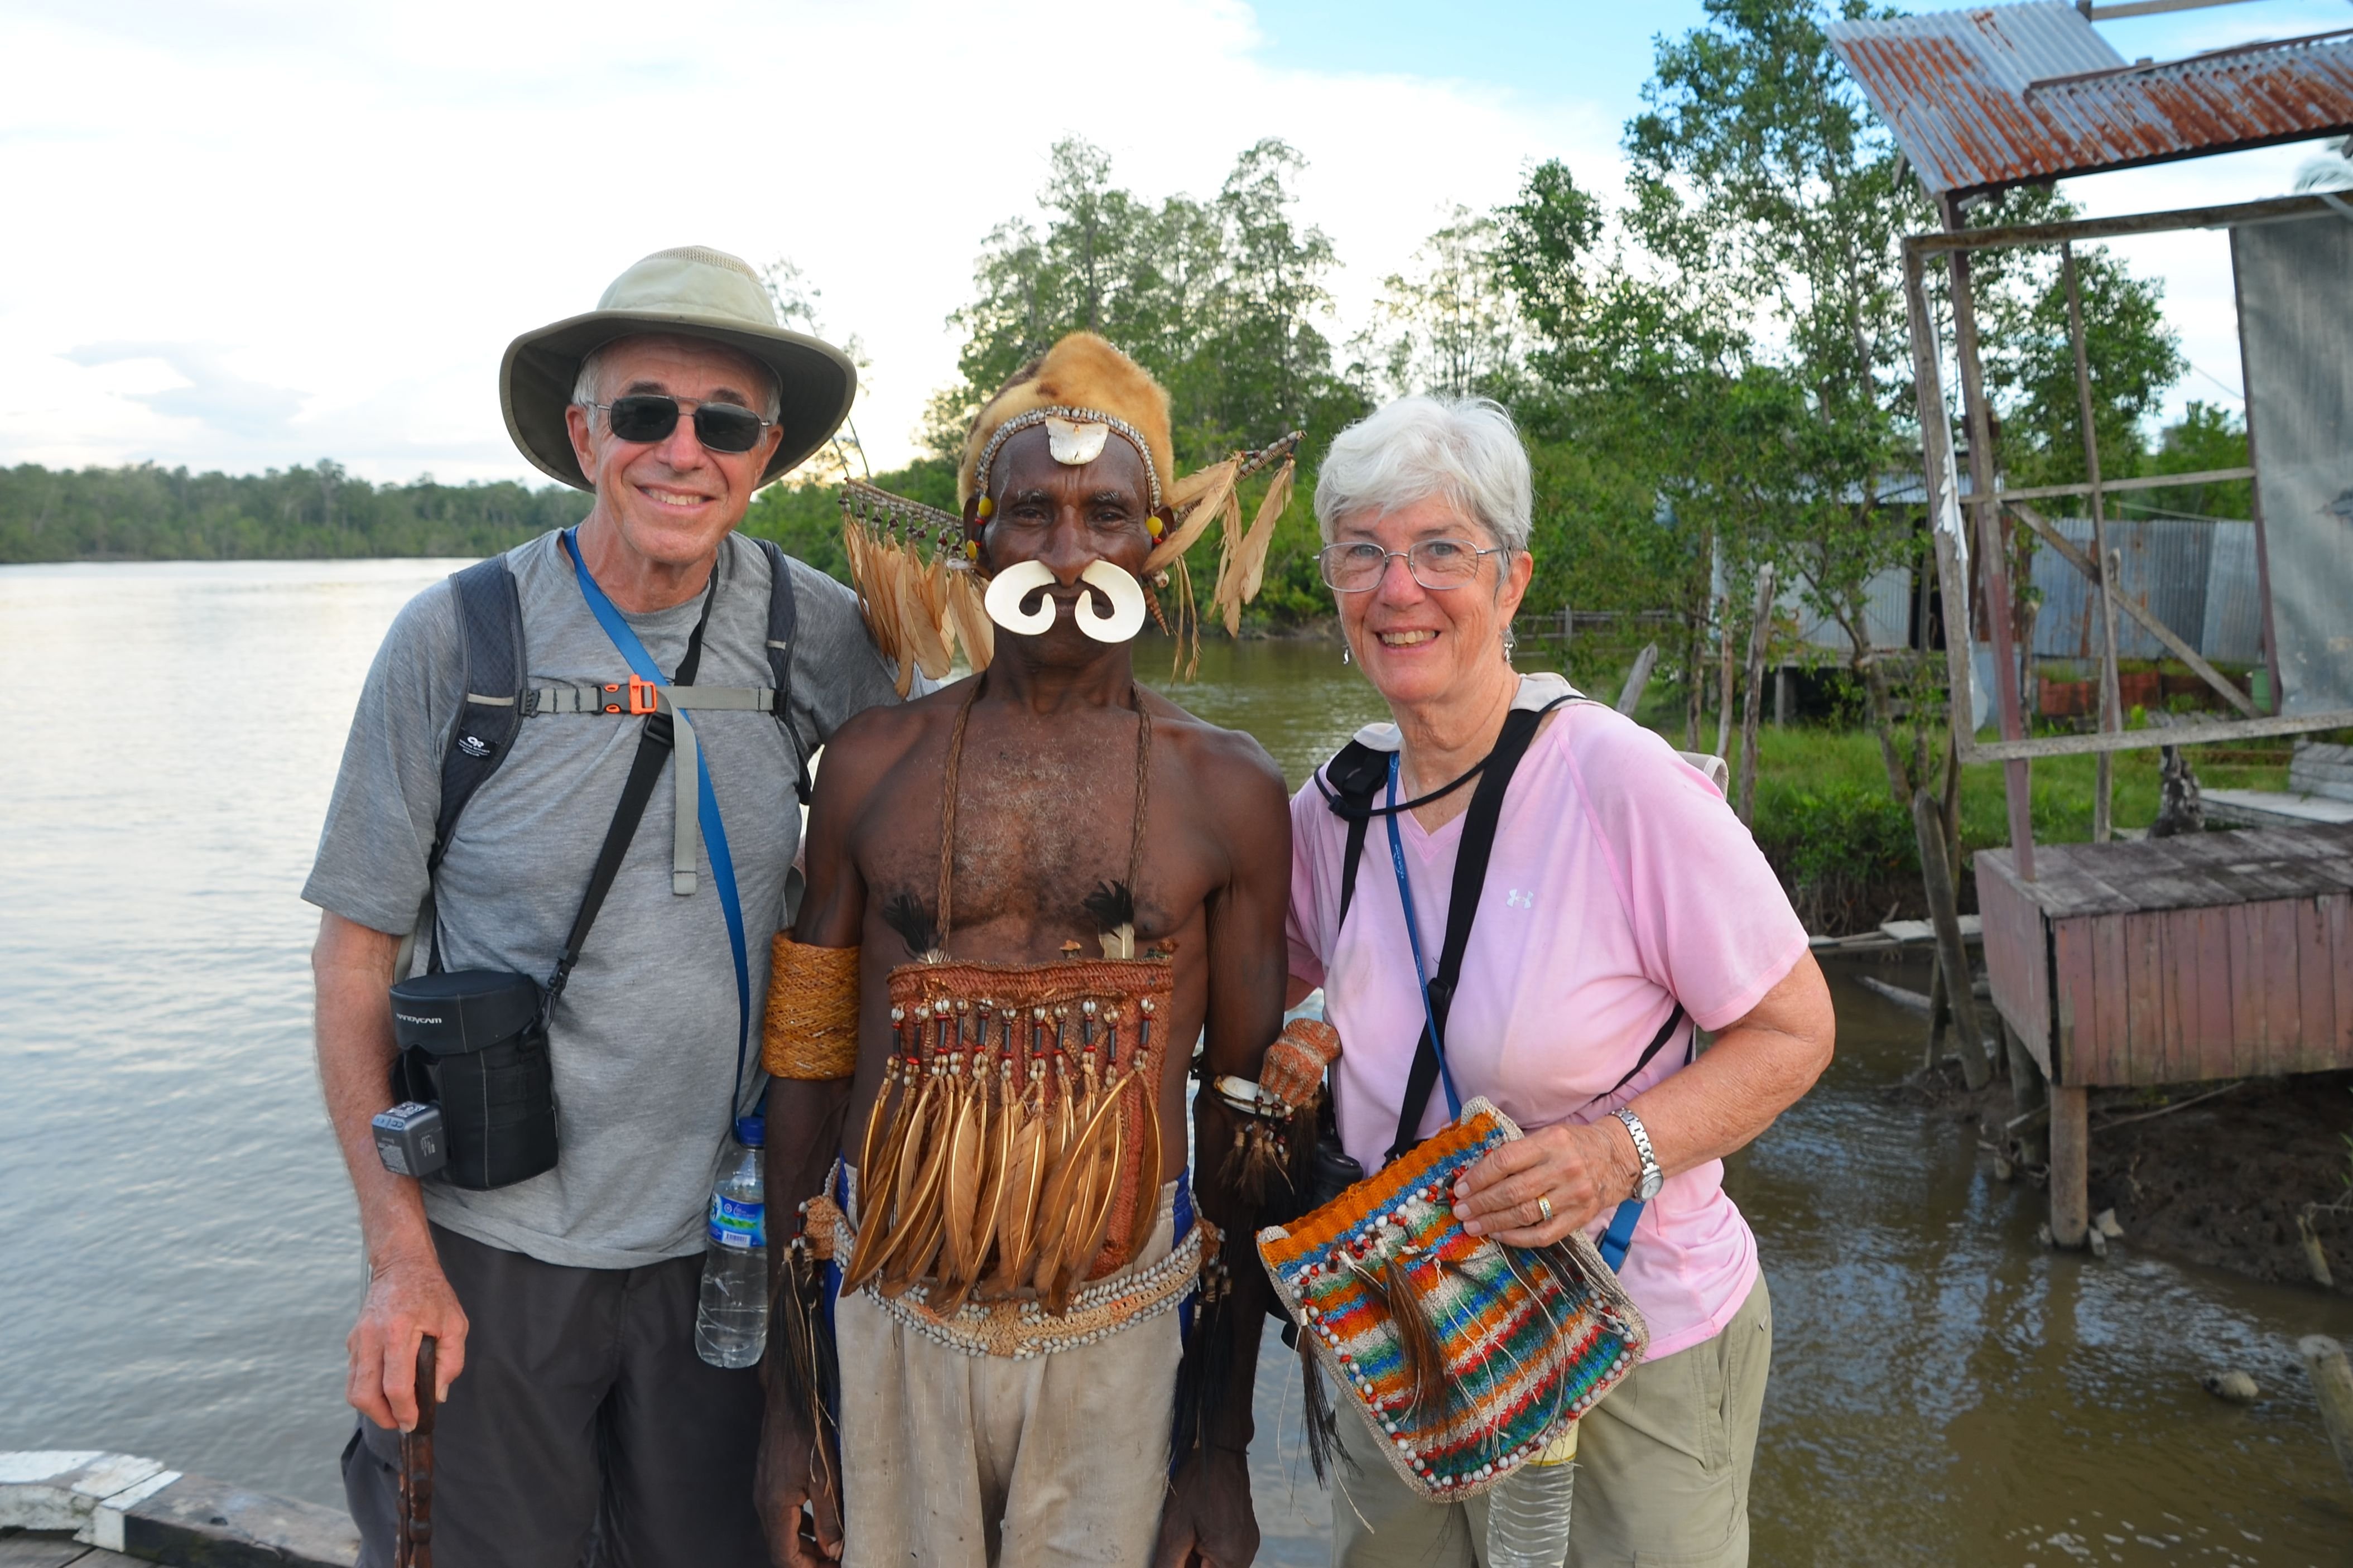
[1313,395,1532,554]
[571,336,781,420]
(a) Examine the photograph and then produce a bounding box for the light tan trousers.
[834,1182,1185,1568]
[1330,1273,1772,1568]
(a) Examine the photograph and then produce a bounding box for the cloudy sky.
[3,0,2344,484]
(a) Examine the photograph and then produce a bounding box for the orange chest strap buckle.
[599,675,664,715]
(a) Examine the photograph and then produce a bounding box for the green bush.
[1749,779,1918,934]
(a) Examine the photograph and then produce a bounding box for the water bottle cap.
[734,1115,765,1149]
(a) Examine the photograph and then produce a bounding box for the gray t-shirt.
[304,529,901,1268]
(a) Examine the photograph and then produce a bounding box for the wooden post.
[1616,641,1659,718]
[2005,1021,2048,1166]
[1923,960,1949,1074]
[2049,1084,2090,1248]
[1738,566,1776,826]
[1715,595,1735,758]
[2299,1335,2353,1495]
[1943,220,2038,882]
[1911,790,1991,1088]
[2065,243,2125,846]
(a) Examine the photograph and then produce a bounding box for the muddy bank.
[1897,1059,2353,1295]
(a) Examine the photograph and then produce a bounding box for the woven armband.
[763,935,862,1080]
[1261,1017,1341,1111]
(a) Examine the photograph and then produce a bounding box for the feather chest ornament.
[1257,1099,1648,1502]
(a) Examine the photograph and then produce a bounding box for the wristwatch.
[1612,1107,1664,1201]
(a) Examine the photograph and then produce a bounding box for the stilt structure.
[1831,3,2353,1244]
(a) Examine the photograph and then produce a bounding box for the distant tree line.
[0,460,585,563]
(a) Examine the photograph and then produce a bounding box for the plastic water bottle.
[1486,1421,1577,1568]
[694,1116,767,1369]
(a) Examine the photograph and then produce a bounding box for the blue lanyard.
[1388,749,1642,1273]
[563,528,752,1115]
[1385,753,1462,1122]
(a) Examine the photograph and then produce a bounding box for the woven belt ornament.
[1257,1098,1648,1502]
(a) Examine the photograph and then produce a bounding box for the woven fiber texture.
[762,936,862,1080]
[1257,1098,1648,1502]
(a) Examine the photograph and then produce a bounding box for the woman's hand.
[1450,1118,1639,1247]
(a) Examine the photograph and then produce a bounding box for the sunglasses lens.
[606,396,679,443]
[692,403,766,454]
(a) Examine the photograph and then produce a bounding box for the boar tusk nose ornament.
[1075,561,1147,643]
[983,559,1058,635]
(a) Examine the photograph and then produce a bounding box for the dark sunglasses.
[585,395,774,454]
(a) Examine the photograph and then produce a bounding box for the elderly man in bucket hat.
[305,246,905,1566]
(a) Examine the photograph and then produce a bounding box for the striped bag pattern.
[1257,1098,1648,1501]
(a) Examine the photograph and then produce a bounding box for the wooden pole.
[1715,595,1735,758]
[1923,960,1949,1074]
[2005,1021,2048,1166]
[398,1336,438,1568]
[2298,1335,2353,1495]
[2049,1085,2090,1248]
[1616,641,1660,718]
[2064,243,2125,846]
[1738,566,1775,826]
[1943,217,2038,882]
[1911,790,1992,1088]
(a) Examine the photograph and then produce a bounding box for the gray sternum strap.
[525,682,777,716]
[520,682,775,897]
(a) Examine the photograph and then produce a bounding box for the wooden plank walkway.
[0,1533,138,1567]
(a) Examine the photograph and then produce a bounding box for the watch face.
[1638,1168,1664,1201]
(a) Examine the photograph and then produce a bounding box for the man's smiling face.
[564,333,782,569]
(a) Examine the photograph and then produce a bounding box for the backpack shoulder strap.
[431,554,526,873]
[1386,698,1561,1162]
[754,538,814,804]
[1318,739,1389,930]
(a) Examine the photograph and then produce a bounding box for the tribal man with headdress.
[754,333,1336,1567]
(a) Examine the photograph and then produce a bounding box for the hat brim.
[501,309,858,492]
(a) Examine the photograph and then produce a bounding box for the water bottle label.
[709,1194,764,1250]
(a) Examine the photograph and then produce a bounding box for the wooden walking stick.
[397,1335,438,1568]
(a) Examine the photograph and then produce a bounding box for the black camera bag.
[390,971,555,1190]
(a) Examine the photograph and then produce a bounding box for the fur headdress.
[840,332,1300,691]
[957,334,1175,514]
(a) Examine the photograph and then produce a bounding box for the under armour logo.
[456,734,495,759]
[1505,889,1534,909]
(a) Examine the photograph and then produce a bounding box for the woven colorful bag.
[1255,1098,1648,1500]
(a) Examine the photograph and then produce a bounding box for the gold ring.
[1536,1194,1555,1223]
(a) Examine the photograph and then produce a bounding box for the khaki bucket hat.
[501,246,857,491]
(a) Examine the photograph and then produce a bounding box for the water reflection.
[2,565,2348,1565]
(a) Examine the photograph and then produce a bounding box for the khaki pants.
[1330,1273,1772,1568]
[834,1182,1186,1568]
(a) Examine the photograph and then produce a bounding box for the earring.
[1504,625,1517,659]
[1074,561,1147,643]
[1341,641,1352,665]
[984,559,1057,635]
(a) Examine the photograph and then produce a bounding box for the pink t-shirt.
[1284,675,1809,1361]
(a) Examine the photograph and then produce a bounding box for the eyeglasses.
[1317,538,1505,593]
[584,395,774,454]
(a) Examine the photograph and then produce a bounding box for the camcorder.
[371,970,558,1190]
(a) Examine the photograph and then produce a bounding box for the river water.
[2,560,2349,1565]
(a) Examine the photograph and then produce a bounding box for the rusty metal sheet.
[1830,3,2353,197]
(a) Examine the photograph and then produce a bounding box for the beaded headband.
[969,405,1165,514]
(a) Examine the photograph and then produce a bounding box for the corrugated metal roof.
[1829,3,2353,198]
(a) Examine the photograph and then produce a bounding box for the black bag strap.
[1385,698,1566,1163]
[543,576,718,1007]
[1321,740,1388,928]
[751,538,814,804]
[430,556,527,874]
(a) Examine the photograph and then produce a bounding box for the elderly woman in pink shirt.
[1284,395,1834,1568]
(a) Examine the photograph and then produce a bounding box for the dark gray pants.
[343,1223,766,1568]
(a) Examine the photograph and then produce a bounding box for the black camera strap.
[542,574,719,1011]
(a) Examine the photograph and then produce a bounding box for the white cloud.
[0,0,1616,483]
[3,0,2332,484]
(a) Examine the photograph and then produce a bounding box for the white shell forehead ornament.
[969,405,1164,513]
